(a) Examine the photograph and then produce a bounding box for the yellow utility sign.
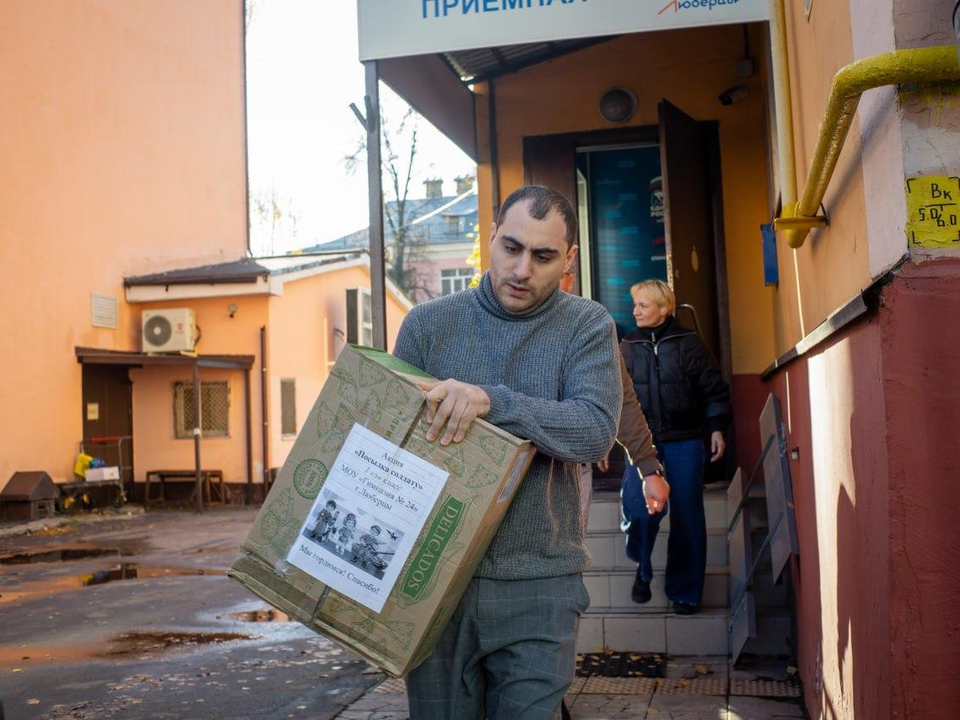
[906,175,960,247]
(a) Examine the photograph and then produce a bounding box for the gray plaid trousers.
[406,573,589,719]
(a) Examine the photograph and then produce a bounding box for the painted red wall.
[881,259,960,718]
[758,258,960,718]
[769,315,892,718]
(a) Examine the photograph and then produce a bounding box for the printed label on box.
[287,423,449,613]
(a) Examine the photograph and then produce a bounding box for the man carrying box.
[394,185,623,719]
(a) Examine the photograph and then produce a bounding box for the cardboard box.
[84,466,120,482]
[228,345,534,677]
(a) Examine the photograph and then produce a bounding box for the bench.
[144,469,225,506]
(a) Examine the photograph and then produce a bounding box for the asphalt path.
[0,508,383,719]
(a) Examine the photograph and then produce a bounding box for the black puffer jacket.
[620,316,731,444]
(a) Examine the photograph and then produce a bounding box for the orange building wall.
[130,366,251,486]
[0,0,247,487]
[129,294,267,485]
[773,0,870,354]
[475,24,776,375]
[129,265,409,485]
[266,265,408,470]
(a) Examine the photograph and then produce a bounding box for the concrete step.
[577,608,730,655]
[586,487,729,535]
[586,528,728,571]
[584,566,729,611]
[586,566,788,613]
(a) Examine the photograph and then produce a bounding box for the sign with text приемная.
[358,0,769,62]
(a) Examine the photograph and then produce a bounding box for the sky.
[244,0,475,256]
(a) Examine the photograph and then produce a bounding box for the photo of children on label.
[301,488,404,581]
[287,423,449,613]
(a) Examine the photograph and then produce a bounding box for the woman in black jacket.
[619,279,730,614]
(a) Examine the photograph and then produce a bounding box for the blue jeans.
[620,438,707,606]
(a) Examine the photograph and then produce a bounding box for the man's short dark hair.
[497,185,578,247]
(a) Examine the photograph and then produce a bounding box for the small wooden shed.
[0,471,59,522]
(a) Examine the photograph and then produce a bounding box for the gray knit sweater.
[393,273,623,580]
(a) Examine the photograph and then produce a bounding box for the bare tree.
[345,106,433,301]
[250,183,300,256]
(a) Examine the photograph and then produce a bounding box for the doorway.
[576,143,668,340]
[81,364,134,492]
[524,100,731,486]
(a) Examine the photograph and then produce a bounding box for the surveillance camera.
[718,84,748,106]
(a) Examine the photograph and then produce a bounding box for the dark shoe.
[672,601,697,615]
[631,572,652,604]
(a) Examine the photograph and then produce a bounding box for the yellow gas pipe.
[774,45,960,249]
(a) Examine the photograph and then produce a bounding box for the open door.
[523,134,581,290]
[659,100,720,360]
[81,365,133,490]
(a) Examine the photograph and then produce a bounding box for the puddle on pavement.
[0,546,134,566]
[184,543,237,555]
[101,631,255,657]
[78,564,227,587]
[1,563,228,606]
[0,631,258,663]
[230,608,291,623]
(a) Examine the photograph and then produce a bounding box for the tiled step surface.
[584,566,729,611]
[586,528,728,571]
[579,484,793,659]
[577,608,792,657]
[584,566,787,613]
[577,608,730,655]
[587,488,729,534]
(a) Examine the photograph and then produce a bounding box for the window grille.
[173,381,229,438]
[281,378,297,436]
[440,267,474,296]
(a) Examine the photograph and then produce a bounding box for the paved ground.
[0,508,805,719]
[339,658,806,719]
[0,508,384,719]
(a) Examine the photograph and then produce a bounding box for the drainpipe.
[260,326,270,499]
[768,0,798,208]
[775,46,960,248]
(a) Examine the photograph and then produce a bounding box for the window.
[345,288,373,346]
[281,379,297,436]
[440,267,474,296]
[444,216,459,234]
[173,381,229,438]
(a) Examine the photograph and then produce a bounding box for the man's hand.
[419,379,491,446]
[710,431,726,463]
[597,455,610,473]
[642,473,670,515]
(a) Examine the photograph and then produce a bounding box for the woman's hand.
[710,431,726,462]
[597,455,610,473]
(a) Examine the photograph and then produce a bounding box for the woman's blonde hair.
[630,279,676,315]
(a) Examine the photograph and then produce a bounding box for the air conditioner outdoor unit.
[142,308,198,353]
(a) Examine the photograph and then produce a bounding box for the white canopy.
[358,0,768,62]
